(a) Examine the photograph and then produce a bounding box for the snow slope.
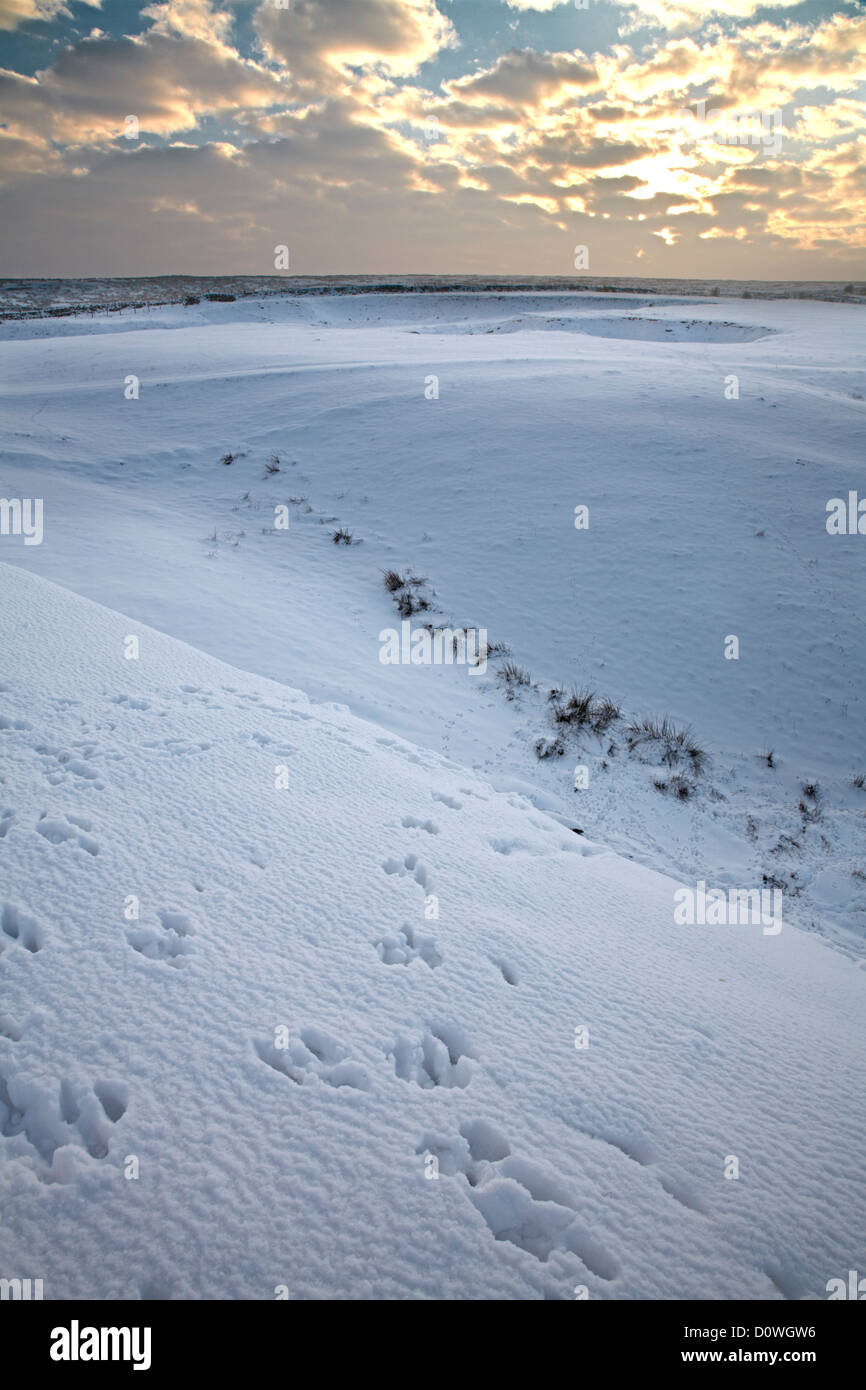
[0,291,864,948]
[0,561,864,1301]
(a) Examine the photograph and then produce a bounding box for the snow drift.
[0,561,864,1300]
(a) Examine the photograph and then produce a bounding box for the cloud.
[0,0,99,32]
[0,29,288,143]
[0,127,66,180]
[0,0,863,275]
[499,0,809,24]
[596,14,866,114]
[500,0,570,11]
[140,0,234,43]
[443,48,598,109]
[612,0,806,32]
[255,0,456,89]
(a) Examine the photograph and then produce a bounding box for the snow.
[2,290,864,948]
[0,289,864,1300]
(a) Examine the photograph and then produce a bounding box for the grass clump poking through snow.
[553,686,595,728]
[498,661,531,689]
[382,569,425,594]
[626,715,707,776]
[264,455,281,476]
[553,687,621,735]
[535,736,565,760]
[653,773,693,800]
[382,568,434,618]
[589,696,621,734]
[395,589,431,618]
[626,714,675,747]
[332,528,353,545]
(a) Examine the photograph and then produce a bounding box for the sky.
[0,0,864,277]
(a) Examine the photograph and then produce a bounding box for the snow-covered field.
[0,290,864,1299]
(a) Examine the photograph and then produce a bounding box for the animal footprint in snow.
[492,957,519,986]
[0,1067,128,1175]
[417,1122,618,1279]
[249,731,296,757]
[1,903,46,955]
[374,923,442,969]
[419,1118,510,1177]
[586,1128,708,1215]
[489,837,544,857]
[390,1022,475,1089]
[401,816,439,835]
[35,812,99,855]
[382,852,433,891]
[126,909,194,966]
[35,744,104,789]
[255,1026,368,1090]
[162,738,212,757]
[111,694,151,711]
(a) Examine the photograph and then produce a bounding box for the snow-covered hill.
[1,290,864,948]
[0,561,864,1300]
[1,290,864,1300]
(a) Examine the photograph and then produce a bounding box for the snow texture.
[0,289,864,1299]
